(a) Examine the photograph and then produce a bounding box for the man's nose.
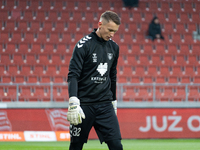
[110,32,114,37]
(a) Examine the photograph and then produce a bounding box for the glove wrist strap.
[69,96,80,105]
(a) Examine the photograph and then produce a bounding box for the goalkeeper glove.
[67,96,85,125]
[112,100,117,115]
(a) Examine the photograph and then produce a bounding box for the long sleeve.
[67,43,86,98]
[68,77,78,97]
[109,46,119,100]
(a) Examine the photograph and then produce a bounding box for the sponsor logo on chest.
[92,53,97,62]
[92,53,113,63]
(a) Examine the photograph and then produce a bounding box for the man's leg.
[106,139,123,150]
[93,102,123,147]
[69,142,84,150]
[69,105,95,150]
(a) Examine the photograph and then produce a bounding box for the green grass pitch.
[0,139,200,150]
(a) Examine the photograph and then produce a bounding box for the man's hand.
[112,100,117,115]
[156,34,160,39]
[67,97,85,125]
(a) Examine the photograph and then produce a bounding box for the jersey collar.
[92,29,108,43]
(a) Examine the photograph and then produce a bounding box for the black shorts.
[70,102,122,144]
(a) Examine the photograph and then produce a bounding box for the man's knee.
[106,139,123,150]
[69,142,84,150]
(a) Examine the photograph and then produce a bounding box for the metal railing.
[0,83,200,108]
[0,83,68,102]
[117,83,200,102]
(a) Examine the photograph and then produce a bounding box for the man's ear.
[98,22,102,29]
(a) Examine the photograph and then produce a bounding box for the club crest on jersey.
[107,53,113,60]
[92,53,97,62]
[97,63,108,76]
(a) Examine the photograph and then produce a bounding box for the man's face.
[154,18,159,24]
[98,20,119,41]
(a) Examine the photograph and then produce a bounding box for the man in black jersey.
[67,11,123,150]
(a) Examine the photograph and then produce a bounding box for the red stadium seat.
[33,65,45,76]
[159,66,170,76]
[139,55,149,65]
[54,76,65,83]
[59,65,69,76]
[1,54,12,65]
[123,34,134,45]
[45,65,56,76]
[194,76,200,83]
[14,75,24,83]
[2,43,15,53]
[22,65,31,76]
[27,76,38,83]
[13,54,24,65]
[41,76,51,83]
[151,55,161,65]
[148,65,158,76]
[2,76,12,83]
[135,65,145,76]
[188,86,200,101]
[0,86,17,101]
[8,65,18,76]
[191,13,200,23]
[33,86,51,101]
[143,76,153,84]
[119,55,129,67]
[161,86,175,101]
[188,55,198,65]
[53,86,69,101]
[122,86,134,101]
[120,65,132,76]
[125,86,153,102]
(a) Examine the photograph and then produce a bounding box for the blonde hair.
[100,11,121,25]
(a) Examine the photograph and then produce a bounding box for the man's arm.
[67,42,86,97]
[110,45,119,114]
[67,43,86,125]
[110,46,119,100]
[68,77,78,97]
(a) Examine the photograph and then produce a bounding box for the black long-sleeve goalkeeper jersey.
[67,29,119,104]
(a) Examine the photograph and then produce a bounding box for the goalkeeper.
[67,11,123,150]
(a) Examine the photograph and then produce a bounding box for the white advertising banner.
[24,131,57,141]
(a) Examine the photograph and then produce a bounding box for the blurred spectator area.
[0,0,200,103]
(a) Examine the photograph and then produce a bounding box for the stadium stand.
[0,0,200,104]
